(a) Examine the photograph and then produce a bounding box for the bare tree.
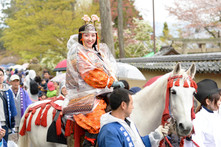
[118,0,125,58]
[99,0,115,56]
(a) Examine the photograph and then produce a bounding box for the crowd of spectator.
[0,65,66,146]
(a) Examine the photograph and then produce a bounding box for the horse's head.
[168,63,196,137]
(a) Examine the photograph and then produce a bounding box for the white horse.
[18,63,196,147]
[131,62,196,137]
[18,97,67,147]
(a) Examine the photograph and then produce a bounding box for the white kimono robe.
[184,107,221,147]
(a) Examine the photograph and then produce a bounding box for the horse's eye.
[171,89,176,94]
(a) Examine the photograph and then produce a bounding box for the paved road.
[8,133,19,146]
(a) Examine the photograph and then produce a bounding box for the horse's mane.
[134,72,170,100]
[134,68,191,100]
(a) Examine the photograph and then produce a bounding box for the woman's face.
[82,33,96,49]
[216,96,221,110]
[207,96,221,111]
[61,87,67,97]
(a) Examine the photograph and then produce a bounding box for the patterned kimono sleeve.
[78,52,114,88]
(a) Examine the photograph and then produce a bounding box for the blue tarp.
[143,52,154,57]
[0,63,15,69]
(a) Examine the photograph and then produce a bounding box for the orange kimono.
[67,43,117,134]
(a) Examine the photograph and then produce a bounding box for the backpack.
[30,78,39,95]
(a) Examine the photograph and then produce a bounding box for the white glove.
[111,81,125,88]
[148,124,170,147]
[155,124,170,138]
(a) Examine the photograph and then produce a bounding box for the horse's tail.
[18,106,31,147]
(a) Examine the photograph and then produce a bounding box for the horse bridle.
[161,75,197,124]
[159,75,198,147]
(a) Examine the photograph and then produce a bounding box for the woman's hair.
[202,92,220,107]
[196,92,221,113]
[34,75,42,84]
[78,24,98,50]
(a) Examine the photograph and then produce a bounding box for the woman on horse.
[65,15,124,146]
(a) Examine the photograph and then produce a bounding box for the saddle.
[47,110,67,144]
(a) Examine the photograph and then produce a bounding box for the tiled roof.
[154,46,180,56]
[117,52,221,73]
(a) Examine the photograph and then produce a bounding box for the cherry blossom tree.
[167,0,221,38]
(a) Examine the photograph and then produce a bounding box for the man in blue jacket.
[0,68,17,142]
[98,88,169,147]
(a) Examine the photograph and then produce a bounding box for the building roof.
[117,52,221,73]
[154,46,180,56]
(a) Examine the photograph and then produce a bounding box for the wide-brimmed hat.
[195,79,221,103]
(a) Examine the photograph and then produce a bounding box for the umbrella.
[51,73,66,83]
[22,63,29,70]
[143,75,162,87]
[12,64,23,70]
[0,64,8,69]
[54,59,67,71]
[116,62,146,80]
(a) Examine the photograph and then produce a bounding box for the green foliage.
[163,22,169,37]
[115,18,160,58]
[0,29,6,50]
[1,0,99,70]
[1,0,18,20]
[159,22,173,45]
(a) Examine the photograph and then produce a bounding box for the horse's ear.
[186,63,196,79]
[172,62,181,75]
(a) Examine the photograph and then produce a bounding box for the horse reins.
[160,75,199,147]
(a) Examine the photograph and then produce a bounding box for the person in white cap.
[9,74,32,131]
